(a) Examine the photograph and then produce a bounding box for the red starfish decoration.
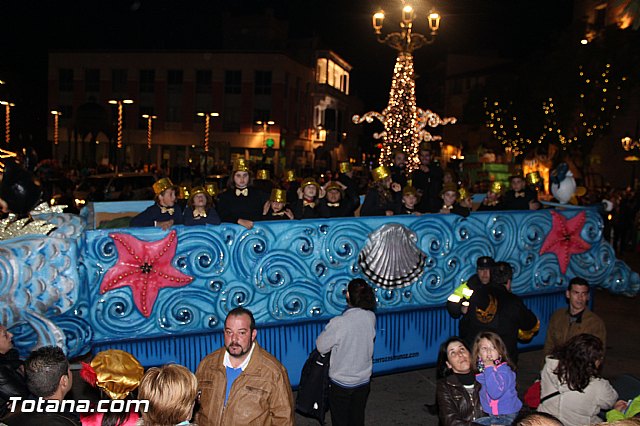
[100,230,193,317]
[539,210,591,274]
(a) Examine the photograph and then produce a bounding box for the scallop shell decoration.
[358,223,426,289]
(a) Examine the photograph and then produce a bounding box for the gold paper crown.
[458,186,470,200]
[205,182,219,197]
[91,350,144,400]
[403,185,418,196]
[301,178,320,189]
[178,186,189,200]
[152,178,176,196]
[284,169,297,182]
[526,171,541,185]
[256,169,270,180]
[339,162,352,173]
[371,166,391,182]
[325,181,344,197]
[440,182,458,196]
[489,181,503,194]
[233,158,250,173]
[270,188,287,203]
[189,186,210,201]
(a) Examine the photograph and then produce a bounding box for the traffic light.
[265,138,275,148]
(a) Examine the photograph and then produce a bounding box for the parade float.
[1,184,639,386]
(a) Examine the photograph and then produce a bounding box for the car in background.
[73,173,155,209]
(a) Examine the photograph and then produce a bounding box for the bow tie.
[514,191,525,198]
[442,205,453,210]
[193,210,207,218]
[160,206,175,215]
[303,201,315,208]
[486,200,499,206]
[271,211,286,216]
[236,188,249,196]
[327,202,340,207]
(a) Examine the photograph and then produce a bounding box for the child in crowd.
[217,158,269,229]
[130,177,183,229]
[439,182,470,217]
[360,166,402,216]
[183,186,221,226]
[291,178,324,219]
[477,181,504,211]
[472,331,522,425]
[262,188,293,220]
[399,185,421,215]
[80,349,145,426]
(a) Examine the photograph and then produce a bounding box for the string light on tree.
[352,3,456,171]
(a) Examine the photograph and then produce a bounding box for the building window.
[112,69,127,93]
[59,69,73,92]
[254,71,272,95]
[223,106,241,132]
[316,58,327,84]
[196,70,212,94]
[225,70,242,94]
[167,105,181,123]
[140,70,155,93]
[85,69,100,93]
[316,58,350,94]
[168,70,183,86]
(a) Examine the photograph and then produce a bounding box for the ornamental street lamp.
[142,114,157,150]
[197,112,219,176]
[0,100,15,145]
[50,110,62,146]
[108,99,134,149]
[353,3,455,172]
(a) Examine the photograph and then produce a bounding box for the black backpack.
[295,349,331,425]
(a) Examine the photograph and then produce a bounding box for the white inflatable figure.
[550,163,577,204]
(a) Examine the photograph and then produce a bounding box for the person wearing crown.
[291,178,324,219]
[502,174,540,210]
[183,186,221,226]
[360,165,402,216]
[477,181,505,211]
[318,180,356,218]
[262,188,293,220]
[130,177,183,229]
[439,182,470,217]
[217,158,269,229]
[398,185,422,215]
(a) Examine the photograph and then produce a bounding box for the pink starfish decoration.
[539,210,591,274]
[100,230,193,317]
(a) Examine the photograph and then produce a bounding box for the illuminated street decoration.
[352,4,456,171]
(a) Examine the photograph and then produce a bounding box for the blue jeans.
[474,413,518,425]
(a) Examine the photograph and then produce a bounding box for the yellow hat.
[152,177,176,196]
[205,182,219,197]
[178,186,189,200]
[301,178,320,189]
[526,171,541,185]
[371,166,391,182]
[458,186,470,200]
[189,186,210,203]
[284,169,297,182]
[489,181,503,194]
[85,350,144,400]
[325,181,344,195]
[440,182,458,196]
[270,188,286,203]
[339,162,352,174]
[403,185,418,196]
[256,169,270,180]
[233,158,250,173]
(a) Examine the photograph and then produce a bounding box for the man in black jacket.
[459,261,540,364]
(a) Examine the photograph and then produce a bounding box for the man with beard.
[195,307,294,425]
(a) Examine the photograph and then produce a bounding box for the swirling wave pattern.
[2,208,640,358]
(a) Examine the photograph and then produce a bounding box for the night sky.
[0,0,574,153]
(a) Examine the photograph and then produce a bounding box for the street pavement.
[295,250,640,425]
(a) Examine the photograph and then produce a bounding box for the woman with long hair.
[316,278,376,426]
[436,336,485,426]
[538,333,617,426]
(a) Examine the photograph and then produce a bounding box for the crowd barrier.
[2,204,638,387]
